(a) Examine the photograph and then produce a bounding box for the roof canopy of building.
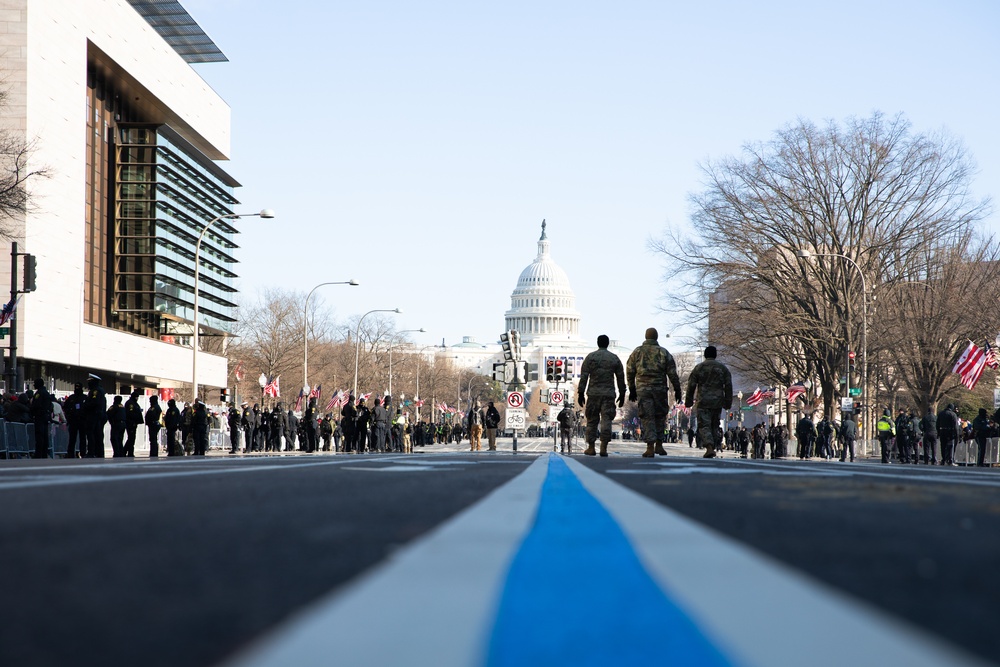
[126,0,228,63]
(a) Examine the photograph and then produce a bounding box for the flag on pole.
[745,387,764,406]
[294,388,305,412]
[325,389,345,412]
[0,296,20,326]
[786,382,807,403]
[310,384,322,399]
[359,392,372,401]
[233,360,245,382]
[263,376,280,398]
[984,342,999,371]
[953,341,987,390]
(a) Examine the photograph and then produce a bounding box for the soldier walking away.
[146,395,162,457]
[467,399,483,451]
[684,346,733,459]
[29,378,53,459]
[579,334,626,457]
[627,328,683,458]
[556,404,575,454]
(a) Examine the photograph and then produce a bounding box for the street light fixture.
[353,308,401,397]
[303,280,359,393]
[192,209,274,403]
[795,248,868,440]
[388,328,426,399]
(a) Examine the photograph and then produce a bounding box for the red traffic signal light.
[848,351,856,360]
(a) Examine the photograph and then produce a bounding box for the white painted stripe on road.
[222,455,548,667]
[563,456,988,667]
[729,459,1000,488]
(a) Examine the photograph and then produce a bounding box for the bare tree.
[653,112,990,418]
[0,89,48,236]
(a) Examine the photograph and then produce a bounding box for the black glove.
[628,391,636,403]
[616,396,625,408]
[675,392,682,404]
[578,396,585,407]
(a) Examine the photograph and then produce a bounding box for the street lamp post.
[303,280,359,394]
[353,308,401,398]
[796,249,868,442]
[192,209,274,403]
[388,329,426,400]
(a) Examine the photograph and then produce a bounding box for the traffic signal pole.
[7,241,17,393]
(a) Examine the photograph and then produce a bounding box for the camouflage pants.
[637,389,668,444]
[696,406,723,451]
[585,395,618,444]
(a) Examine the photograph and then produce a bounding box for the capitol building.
[443,221,633,408]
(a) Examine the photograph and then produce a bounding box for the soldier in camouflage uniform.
[578,334,627,457]
[626,328,683,458]
[684,346,733,458]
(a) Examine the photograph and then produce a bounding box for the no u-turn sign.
[506,392,524,408]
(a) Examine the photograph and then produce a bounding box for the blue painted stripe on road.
[486,454,736,667]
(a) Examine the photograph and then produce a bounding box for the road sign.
[841,397,854,412]
[505,408,526,430]
[849,387,861,397]
[550,390,564,405]
[506,391,524,408]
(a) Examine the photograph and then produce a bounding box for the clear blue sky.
[183,0,1000,353]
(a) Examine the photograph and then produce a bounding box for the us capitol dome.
[504,220,584,346]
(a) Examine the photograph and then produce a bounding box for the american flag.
[263,375,280,398]
[786,382,807,403]
[359,392,372,402]
[984,342,999,370]
[0,296,19,327]
[325,389,347,412]
[745,387,764,406]
[294,389,305,412]
[310,384,322,399]
[953,341,987,390]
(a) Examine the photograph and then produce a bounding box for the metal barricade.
[5,421,31,458]
[50,423,69,458]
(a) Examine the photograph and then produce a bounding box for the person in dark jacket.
[123,390,144,458]
[972,408,991,467]
[286,409,299,451]
[227,404,241,454]
[304,398,319,453]
[356,398,371,453]
[145,395,162,457]
[84,374,107,458]
[920,407,938,465]
[63,383,86,458]
[164,399,182,456]
[937,404,959,466]
[29,378,53,459]
[839,415,858,462]
[107,396,127,458]
[193,400,210,455]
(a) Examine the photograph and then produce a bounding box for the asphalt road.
[1,439,997,666]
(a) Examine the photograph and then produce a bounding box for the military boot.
[703,447,717,458]
[599,441,609,457]
[654,442,668,456]
[584,442,597,456]
[642,443,655,458]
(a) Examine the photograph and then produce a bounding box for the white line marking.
[562,457,988,667]
[222,455,550,667]
[339,465,443,472]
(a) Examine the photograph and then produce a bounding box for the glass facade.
[113,124,240,341]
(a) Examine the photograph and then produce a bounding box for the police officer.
[107,395,127,457]
[796,413,817,459]
[164,398,182,456]
[921,406,938,465]
[29,378,53,459]
[356,398,371,453]
[146,395,162,457]
[304,397,319,453]
[64,383,86,458]
[627,328,683,458]
[840,414,857,462]
[286,408,299,451]
[268,403,286,453]
[894,409,911,463]
[876,409,896,464]
[684,345,733,459]
[341,396,358,453]
[84,374,107,458]
[227,403,241,454]
[578,334,627,457]
[123,390,144,457]
[240,401,252,453]
[972,408,991,467]
[371,396,389,452]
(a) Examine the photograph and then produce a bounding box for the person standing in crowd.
[578,334,627,457]
[285,408,299,451]
[107,395,127,458]
[29,378,53,459]
[371,396,388,452]
[751,423,766,459]
[181,401,194,454]
[164,398,181,456]
[333,418,343,452]
[736,425,750,459]
[839,414,857,462]
[921,406,938,465]
[356,398,371,453]
[796,413,817,459]
[467,399,483,452]
[484,401,501,451]
[239,402,252,453]
[894,408,911,464]
[556,403,575,454]
[227,403,241,454]
[341,396,358,453]
[146,395,162,457]
[84,374,107,458]
[876,409,896,464]
[304,397,319,453]
[122,390,144,458]
[627,328,683,459]
[320,414,333,451]
[972,408,991,468]
[63,383,86,459]
[684,345,733,459]
[193,399,210,456]
[908,409,923,465]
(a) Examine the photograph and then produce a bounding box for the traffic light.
[553,358,565,382]
[492,363,507,383]
[500,332,513,361]
[545,358,556,381]
[220,387,230,403]
[22,254,36,293]
[848,350,856,377]
[511,330,521,361]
